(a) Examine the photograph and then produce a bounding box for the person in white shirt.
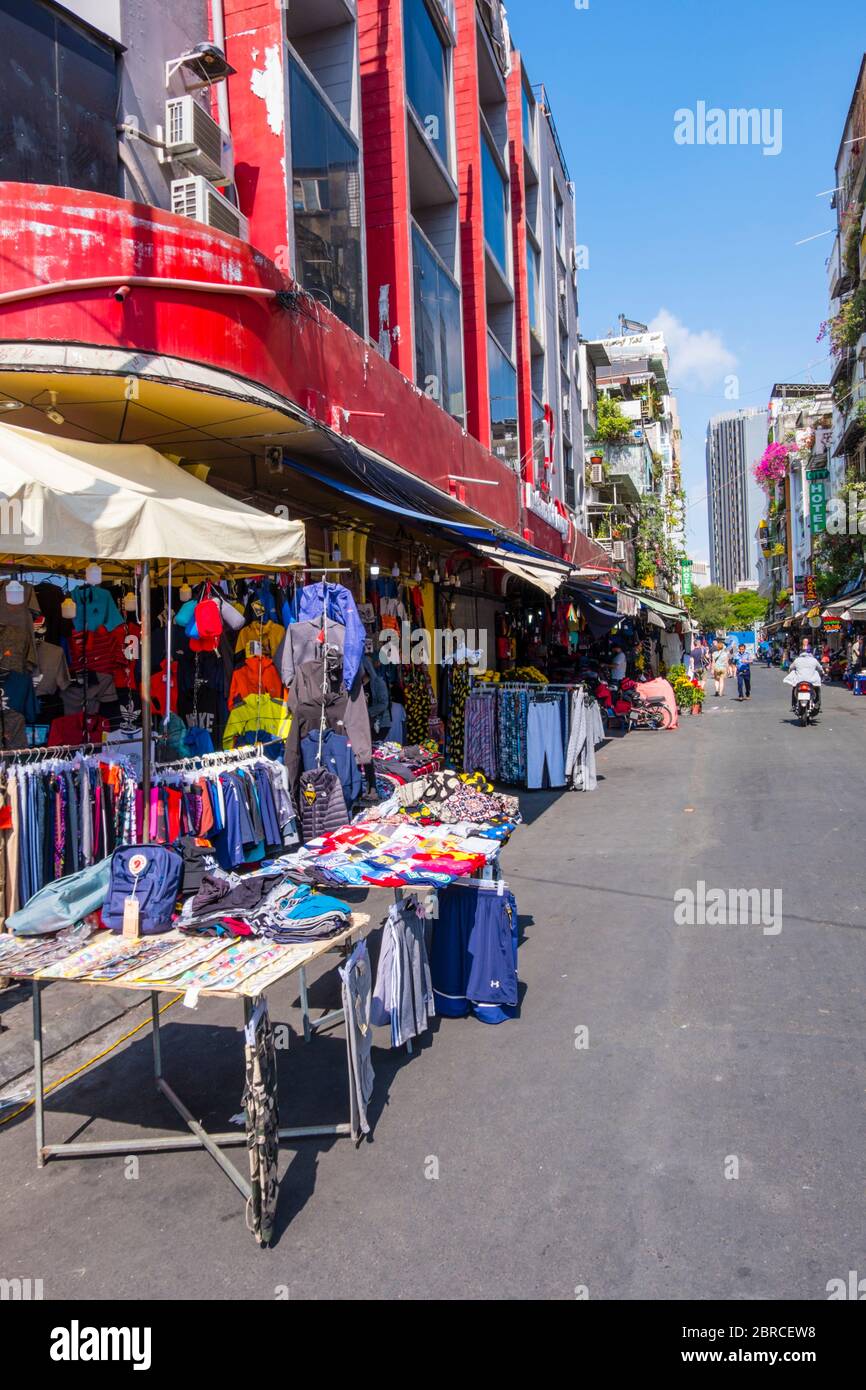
[610,645,627,683]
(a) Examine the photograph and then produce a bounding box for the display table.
[3,917,370,1230]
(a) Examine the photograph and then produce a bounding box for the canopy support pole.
[140,560,152,844]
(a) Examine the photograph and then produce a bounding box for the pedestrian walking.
[735,644,752,701]
[711,639,728,697]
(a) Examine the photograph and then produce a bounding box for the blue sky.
[505,0,864,562]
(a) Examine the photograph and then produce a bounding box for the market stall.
[0,422,532,1245]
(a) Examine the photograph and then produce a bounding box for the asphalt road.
[2,667,865,1300]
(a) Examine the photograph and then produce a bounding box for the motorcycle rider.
[783,639,823,713]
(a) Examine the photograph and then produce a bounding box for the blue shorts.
[431,884,519,1024]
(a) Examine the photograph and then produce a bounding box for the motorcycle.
[621,686,673,730]
[793,681,819,726]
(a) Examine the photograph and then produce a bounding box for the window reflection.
[412,226,464,422]
[481,137,508,272]
[404,0,449,165]
[289,59,364,337]
[488,333,519,470]
[527,239,541,335]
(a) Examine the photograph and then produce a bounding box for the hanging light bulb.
[61,594,77,619]
[432,567,441,584]
[332,544,342,563]
[5,578,24,606]
[413,566,422,583]
[123,590,137,613]
[391,562,400,578]
[85,562,102,586]
[179,579,193,604]
[369,559,380,577]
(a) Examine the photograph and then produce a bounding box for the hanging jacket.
[296,582,365,691]
[287,655,371,765]
[223,694,291,748]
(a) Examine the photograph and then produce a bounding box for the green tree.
[690,584,734,632]
[728,591,768,627]
[594,396,632,444]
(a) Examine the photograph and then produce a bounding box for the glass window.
[564,444,575,509]
[404,0,449,165]
[554,187,564,250]
[532,395,546,477]
[412,225,465,422]
[527,239,541,335]
[289,58,364,337]
[0,0,118,194]
[522,84,534,155]
[481,137,508,273]
[488,333,519,471]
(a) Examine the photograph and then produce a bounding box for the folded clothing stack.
[179,869,350,942]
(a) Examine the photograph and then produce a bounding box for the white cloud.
[650,309,737,391]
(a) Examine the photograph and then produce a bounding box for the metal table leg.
[32,980,44,1168]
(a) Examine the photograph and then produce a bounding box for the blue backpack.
[103,845,183,935]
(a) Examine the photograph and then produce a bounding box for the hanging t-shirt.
[33,641,72,696]
[72,585,123,634]
[0,581,41,631]
[1,671,38,722]
[0,624,37,674]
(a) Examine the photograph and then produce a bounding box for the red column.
[507,56,534,486]
[358,0,414,376]
[222,1,290,262]
[454,0,491,449]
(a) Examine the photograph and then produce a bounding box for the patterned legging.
[463,694,498,778]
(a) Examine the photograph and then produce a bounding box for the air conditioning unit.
[171,176,249,241]
[590,464,605,485]
[611,540,626,562]
[558,277,567,299]
[562,395,570,414]
[165,96,233,182]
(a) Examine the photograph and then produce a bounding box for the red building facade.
[0,0,606,569]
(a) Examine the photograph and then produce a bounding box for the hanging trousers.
[526,701,566,789]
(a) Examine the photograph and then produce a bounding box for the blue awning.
[282,454,576,571]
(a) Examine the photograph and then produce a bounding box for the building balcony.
[826,233,852,303]
[601,441,654,504]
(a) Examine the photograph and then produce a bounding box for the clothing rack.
[0,741,103,761]
[155,742,267,773]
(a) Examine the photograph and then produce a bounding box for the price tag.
[122,896,140,939]
[249,640,263,658]
[183,986,200,1009]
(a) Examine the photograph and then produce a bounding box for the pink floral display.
[753,442,793,490]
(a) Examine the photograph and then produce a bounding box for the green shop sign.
[809,478,827,534]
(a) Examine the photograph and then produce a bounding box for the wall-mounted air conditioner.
[165,96,233,183]
[171,176,249,241]
[590,464,604,485]
[612,540,626,562]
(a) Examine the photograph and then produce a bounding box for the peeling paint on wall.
[250,45,283,137]
[377,284,392,360]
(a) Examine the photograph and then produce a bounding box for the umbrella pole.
[140,560,152,845]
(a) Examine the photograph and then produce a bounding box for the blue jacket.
[297,582,366,692]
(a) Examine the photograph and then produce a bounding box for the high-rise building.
[706,408,769,590]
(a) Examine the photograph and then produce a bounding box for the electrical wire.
[0,995,180,1127]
